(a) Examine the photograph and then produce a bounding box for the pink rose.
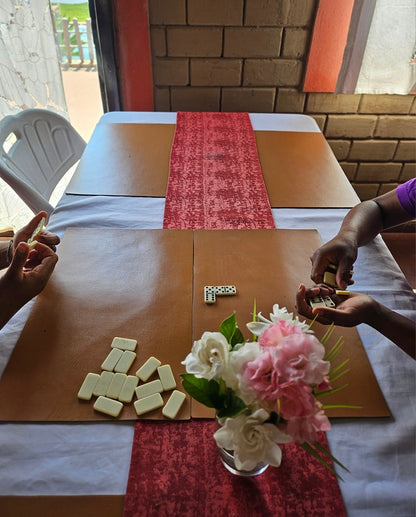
[282,402,331,444]
[241,348,281,403]
[315,376,332,393]
[275,333,330,385]
[259,320,303,348]
[277,382,316,419]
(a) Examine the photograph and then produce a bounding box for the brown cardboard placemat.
[0,228,193,421]
[191,229,390,419]
[0,229,389,422]
[255,131,360,207]
[66,123,175,197]
[66,123,359,207]
[0,496,124,517]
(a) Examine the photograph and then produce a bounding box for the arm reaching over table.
[0,213,59,330]
[310,179,415,289]
[296,284,415,359]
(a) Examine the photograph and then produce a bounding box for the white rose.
[181,331,229,380]
[214,409,292,471]
[224,341,262,407]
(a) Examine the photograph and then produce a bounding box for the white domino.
[162,390,186,419]
[135,379,163,399]
[111,337,137,351]
[215,285,237,296]
[106,373,127,399]
[134,393,164,416]
[93,396,123,417]
[157,364,176,391]
[323,270,337,288]
[323,296,336,308]
[309,295,326,309]
[136,356,161,381]
[204,286,216,304]
[77,372,100,400]
[101,348,124,371]
[114,350,136,374]
[27,216,45,245]
[93,371,114,397]
[118,375,139,403]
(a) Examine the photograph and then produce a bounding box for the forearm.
[336,201,385,249]
[366,302,415,359]
[0,284,25,330]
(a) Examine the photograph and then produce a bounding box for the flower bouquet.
[181,303,352,477]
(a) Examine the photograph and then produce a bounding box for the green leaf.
[329,367,350,383]
[180,374,248,417]
[300,442,341,479]
[218,312,245,349]
[314,383,348,398]
[322,404,362,409]
[180,374,220,408]
[230,327,245,348]
[313,440,350,473]
[329,358,350,377]
[320,323,335,346]
[217,389,248,418]
[251,298,258,342]
[219,313,238,343]
[325,336,344,363]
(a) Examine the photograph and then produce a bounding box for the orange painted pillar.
[113,0,154,110]
[304,0,354,92]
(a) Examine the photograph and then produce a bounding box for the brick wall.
[148,0,416,201]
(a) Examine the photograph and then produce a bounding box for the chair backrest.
[0,109,86,215]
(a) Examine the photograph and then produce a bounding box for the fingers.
[311,307,339,325]
[310,251,330,284]
[8,242,30,274]
[295,283,310,316]
[28,211,48,234]
[37,230,60,250]
[335,257,354,290]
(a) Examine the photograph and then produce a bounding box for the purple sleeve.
[396,178,416,218]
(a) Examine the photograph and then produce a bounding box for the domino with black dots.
[309,295,326,309]
[309,295,336,309]
[322,296,336,307]
[215,285,237,296]
[204,286,216,304]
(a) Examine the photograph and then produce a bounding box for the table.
[0,113,414,516]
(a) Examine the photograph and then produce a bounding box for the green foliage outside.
[51,3,90,22]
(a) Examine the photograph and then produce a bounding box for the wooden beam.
[113,0,154,110]
[303,0,355,92]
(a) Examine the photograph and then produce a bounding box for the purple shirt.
[396,178,416,218]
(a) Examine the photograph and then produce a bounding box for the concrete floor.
[62,68,103,141]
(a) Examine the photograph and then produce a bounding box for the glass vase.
[217,446,269,477]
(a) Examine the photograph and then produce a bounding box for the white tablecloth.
[0,113,414,516]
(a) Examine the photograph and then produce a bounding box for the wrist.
[364,298,384,328]
[337,229,358,250]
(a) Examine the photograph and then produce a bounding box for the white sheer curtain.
[0,0,67,229]
[355,0,416,94]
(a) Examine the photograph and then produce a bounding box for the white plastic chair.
[0,109,86,216]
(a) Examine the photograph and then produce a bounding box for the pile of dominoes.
[77,337,185,419]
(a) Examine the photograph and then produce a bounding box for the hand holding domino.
[14,212,60,254]
[323,262,354,289]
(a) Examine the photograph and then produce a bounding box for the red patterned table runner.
[124,421,346,517]
[163,112,275,229]
[124,112,346,516]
